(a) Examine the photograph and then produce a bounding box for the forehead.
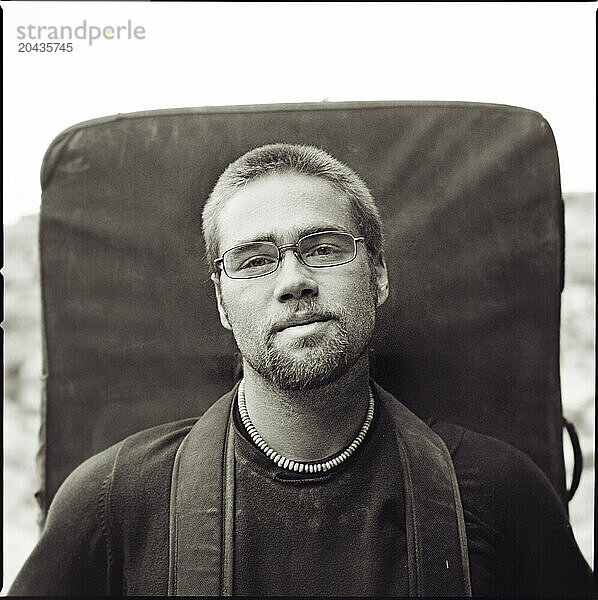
[217,171,358,249]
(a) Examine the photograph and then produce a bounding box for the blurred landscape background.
[2,193,595,591]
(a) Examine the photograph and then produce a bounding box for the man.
[10,144,595,596]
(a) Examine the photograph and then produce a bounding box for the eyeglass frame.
[213,230,366,279]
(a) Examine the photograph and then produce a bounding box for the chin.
[269,365,349,391]
[261,338,353,391]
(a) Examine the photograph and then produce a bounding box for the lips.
[271,314,332,333]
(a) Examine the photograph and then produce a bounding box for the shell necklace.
[237,379,374,474]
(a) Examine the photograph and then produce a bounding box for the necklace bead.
[237,379,374,473]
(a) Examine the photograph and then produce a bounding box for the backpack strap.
[375,382,472,596]
[167,387,237,596]
[168,382,471,596]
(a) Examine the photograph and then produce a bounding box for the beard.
[258,301,354,390]
[225,290,377,391]
[220,264,380,391]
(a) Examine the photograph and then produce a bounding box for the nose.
[273,248,319,303]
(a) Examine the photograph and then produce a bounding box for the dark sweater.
[9,392,595,597]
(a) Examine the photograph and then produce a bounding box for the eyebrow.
[232,225,349,246]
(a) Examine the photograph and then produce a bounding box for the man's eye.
[239,255,276,270]
[307,244,340,257]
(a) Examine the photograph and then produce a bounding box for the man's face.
[213,171,388,390]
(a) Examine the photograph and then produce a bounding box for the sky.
[2,1,596,224]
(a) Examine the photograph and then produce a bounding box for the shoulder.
[65,418,199,483]
[431,422,595,595]
[431,421,559,497]
[431,421,543,477]
[100,418,201,512]
[49,417,199,519]
[429,421,569,533]
[10,418,201,596]
[114,417,199,470]
[429,421,534,467]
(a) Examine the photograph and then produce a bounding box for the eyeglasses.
[214,230,366,279]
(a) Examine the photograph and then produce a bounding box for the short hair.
[202,143,383,273]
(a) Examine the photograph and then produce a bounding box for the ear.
[374,253,389,307]
[211,273,233,331]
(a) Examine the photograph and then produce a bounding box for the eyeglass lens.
[223,232,357,278]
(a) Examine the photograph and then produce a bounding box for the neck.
[240,355,372,462]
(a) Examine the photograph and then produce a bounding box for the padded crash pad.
[38,101,566,516]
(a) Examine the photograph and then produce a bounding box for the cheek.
[219,282,269,327]
[327,270,378,333]
[339,263,378,305]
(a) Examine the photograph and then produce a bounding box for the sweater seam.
[451,425,467,457]
[98,443,124,595]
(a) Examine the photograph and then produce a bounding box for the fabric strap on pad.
[375,382,471,596]
[168,384,470,596]
[168,388,236,595]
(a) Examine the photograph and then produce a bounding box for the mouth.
[272,315,332,334]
